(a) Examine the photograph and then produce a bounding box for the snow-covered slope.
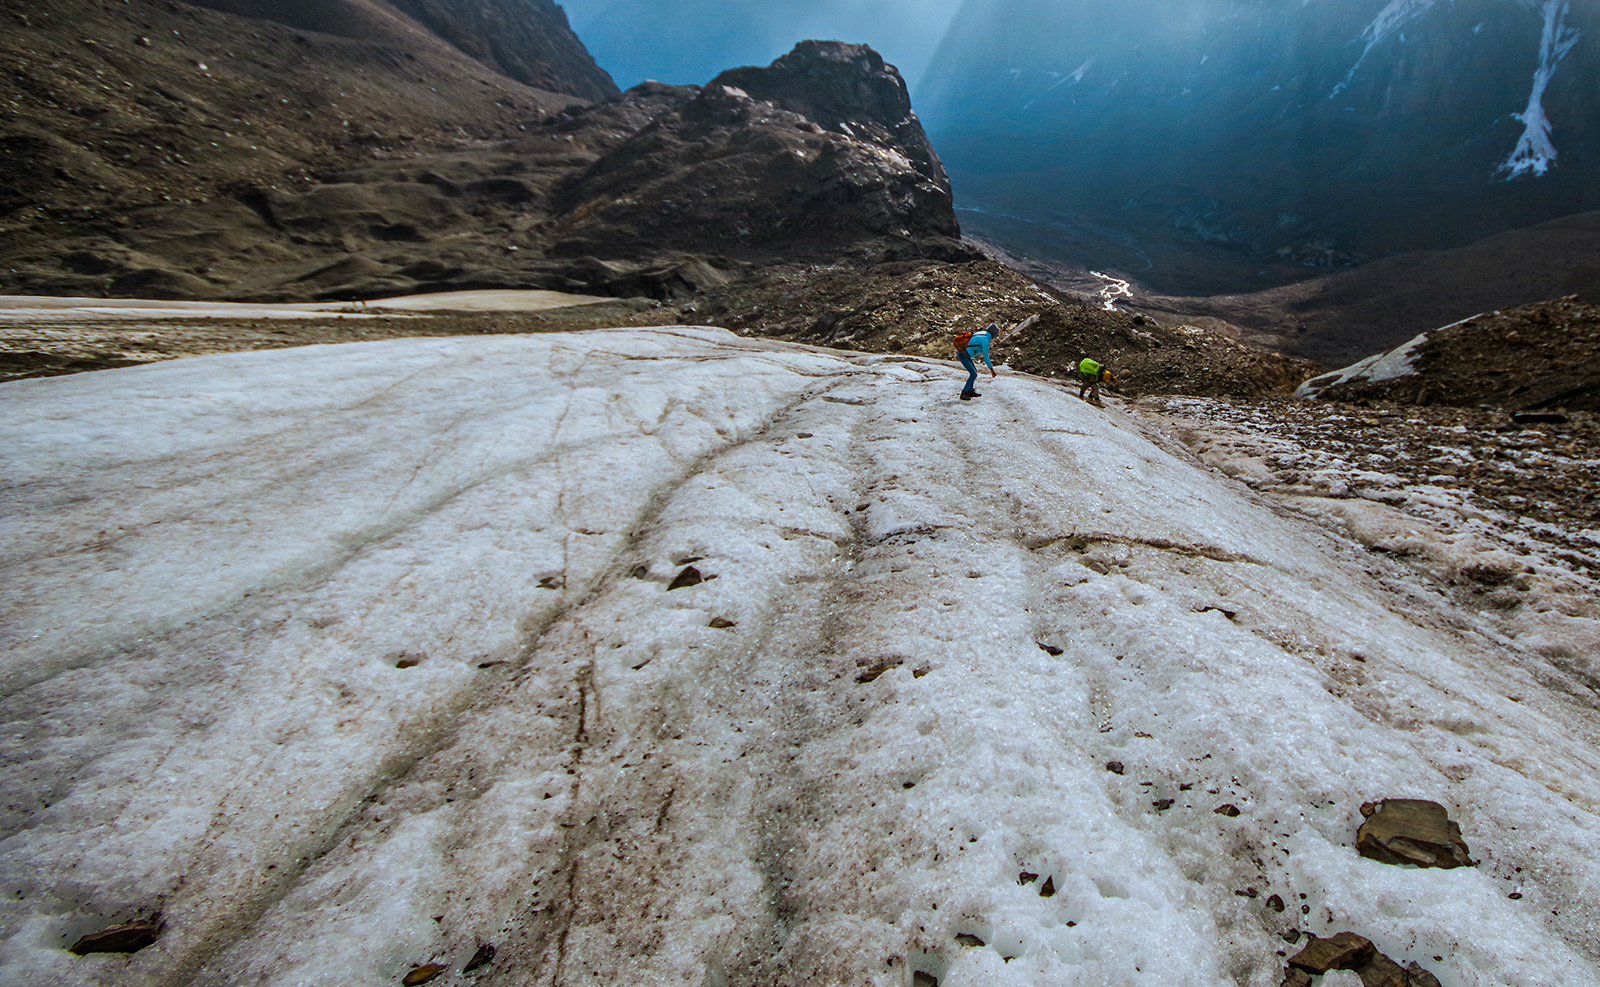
[3,328,1599,986]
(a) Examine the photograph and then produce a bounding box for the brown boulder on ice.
[1356,798,1473,868]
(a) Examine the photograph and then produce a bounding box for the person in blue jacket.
[958,323,997,400]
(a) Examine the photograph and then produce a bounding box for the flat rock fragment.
[403,962,446,985]
[68,917,164,955]
[1356,799,1473,868]
[463,943,496,973]
[1353,951,1409,987]
[1288,931,1376,974]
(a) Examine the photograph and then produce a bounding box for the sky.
[4,325,1599,985]
[558,0,967,93]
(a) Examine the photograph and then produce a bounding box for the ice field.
[3,326,1599,986]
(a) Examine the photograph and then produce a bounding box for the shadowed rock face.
[920,0,1600,291]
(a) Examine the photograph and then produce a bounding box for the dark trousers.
[958,350,978,392]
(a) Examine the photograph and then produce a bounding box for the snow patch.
[1331,0,1439,97]
[1502,0,1582,179]
[1294,332,1429,399]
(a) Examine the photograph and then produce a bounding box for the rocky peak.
[709,40,947,192]
[543,42,961,264]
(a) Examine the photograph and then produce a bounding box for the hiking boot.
[967,390,981,398]
[959,390,973,401]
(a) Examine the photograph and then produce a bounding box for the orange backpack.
[952,330,974,352]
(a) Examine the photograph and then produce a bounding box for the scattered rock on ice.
[855,655,906,683]
[1406,960,1444,987]
[1214,803,1241,817]
[666,565,705,590]
[462,943,496,973]
[954,933,985,947]
[1352,951,1410,987]
[68,916,164,955]
[1105,760,1124,774]
[708,616,737,628]
[1281,969,1313,987]
[1287,931,1376,974]
[1356,799,1473,868]
[402,962,446,985]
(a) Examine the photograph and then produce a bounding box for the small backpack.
[952,330,974,352]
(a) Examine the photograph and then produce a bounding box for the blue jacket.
[966,327,995,369]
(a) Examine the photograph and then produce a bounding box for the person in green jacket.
[1078,357,1112,402]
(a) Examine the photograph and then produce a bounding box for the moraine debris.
[1282,931,1444,987]
[1356,798,1473,868]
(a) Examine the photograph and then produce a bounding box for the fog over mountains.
[918,0,1598,293]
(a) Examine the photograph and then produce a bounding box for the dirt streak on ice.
[2,327,1599,987]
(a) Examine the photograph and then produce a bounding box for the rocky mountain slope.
[1294,296,1600,412]
[0,0,612,240]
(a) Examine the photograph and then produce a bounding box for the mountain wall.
[919,0,1600,283]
